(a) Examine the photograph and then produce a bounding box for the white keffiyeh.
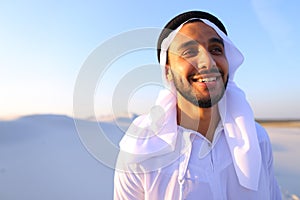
[119,18,262,191]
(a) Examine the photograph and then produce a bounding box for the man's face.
[167,21,229,108]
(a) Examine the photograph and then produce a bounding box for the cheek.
[216,58,229,76]
[170,58,198,76]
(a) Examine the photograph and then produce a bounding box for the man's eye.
[182,49,198,57]
[210,47,223,55]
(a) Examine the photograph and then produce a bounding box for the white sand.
[0,115,299,199]
[265,126,300,199]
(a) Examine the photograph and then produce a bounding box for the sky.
[1,0,300,120]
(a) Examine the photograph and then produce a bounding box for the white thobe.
[114,123,282,200]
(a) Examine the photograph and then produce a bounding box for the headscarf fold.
[119,18,261,191]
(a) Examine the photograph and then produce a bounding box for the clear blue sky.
[1,0,300,119]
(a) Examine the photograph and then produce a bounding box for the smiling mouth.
[195,77,217,83]
[191,75,221,83]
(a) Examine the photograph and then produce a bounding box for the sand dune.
[0,114,299,199]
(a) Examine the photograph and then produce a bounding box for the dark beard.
[172,72,228,108]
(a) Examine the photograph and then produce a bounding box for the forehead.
[170,21,221,47]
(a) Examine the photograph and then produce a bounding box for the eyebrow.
[209,37,224,47]
[176,37,224,51]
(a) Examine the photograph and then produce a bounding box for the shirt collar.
[178,121,224,158]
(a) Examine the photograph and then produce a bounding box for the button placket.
[178,131,193,200]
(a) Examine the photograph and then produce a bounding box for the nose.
[196,47,217,70]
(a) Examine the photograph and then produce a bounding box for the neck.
[176,94,220,142]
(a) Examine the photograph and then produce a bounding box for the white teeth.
[198,77,217,83]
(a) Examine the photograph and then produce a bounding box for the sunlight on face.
[167,22,229,108]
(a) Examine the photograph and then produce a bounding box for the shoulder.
[254,122,275,164]
[117,114,177,169]
[254,122,271,144]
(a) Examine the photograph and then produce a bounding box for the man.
[114,11,282,199]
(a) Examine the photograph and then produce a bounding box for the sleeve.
[113,152,145,200]
[266,139,282,200]
[256,123,282,200]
